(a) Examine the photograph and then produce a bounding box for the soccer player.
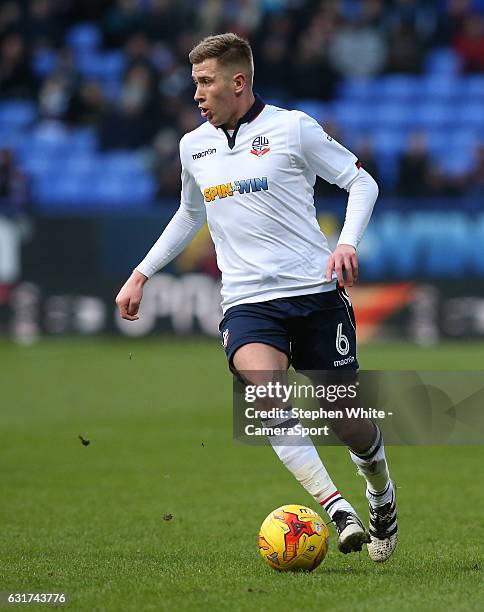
[116,33,397,561]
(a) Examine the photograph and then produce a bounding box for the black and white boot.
[367,486,398,562]
[333,510,371,554]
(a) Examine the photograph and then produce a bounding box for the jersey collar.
[218,94,265,150]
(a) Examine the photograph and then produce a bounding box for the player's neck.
[224,92,256,130]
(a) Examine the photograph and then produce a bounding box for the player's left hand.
[326,244,358,287]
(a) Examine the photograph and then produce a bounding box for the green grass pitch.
[0,338,483,611]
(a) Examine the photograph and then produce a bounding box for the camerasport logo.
[250,136,270,157]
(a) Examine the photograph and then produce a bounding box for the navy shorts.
[218,287,359,372]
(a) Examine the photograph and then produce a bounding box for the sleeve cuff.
[135,263,154,278]
[337,234,359,249]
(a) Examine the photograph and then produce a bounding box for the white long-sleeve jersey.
[137,97,378,313]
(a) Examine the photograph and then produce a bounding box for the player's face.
[192,59,240,127]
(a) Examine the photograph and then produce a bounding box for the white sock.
[349,425,394,507]
[266,410,355,520]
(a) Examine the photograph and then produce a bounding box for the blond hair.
[189,33,254,86]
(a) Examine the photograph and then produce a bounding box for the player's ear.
[233,72,246,95]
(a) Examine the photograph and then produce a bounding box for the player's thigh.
[233,342,289,373]
[219,303,291,384]
[290,290,358,372]
[233,343,290,410]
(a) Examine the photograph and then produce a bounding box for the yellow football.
[258,504,329,571]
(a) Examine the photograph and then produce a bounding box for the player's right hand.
[326,244,358,287]
[115,270,148,321]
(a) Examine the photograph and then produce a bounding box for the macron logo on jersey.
[204,177,269,202]
[192,148,216,160]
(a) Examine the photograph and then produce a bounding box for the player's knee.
[232,367,282,390]
[232,342,288,373]
[231,366,287,412]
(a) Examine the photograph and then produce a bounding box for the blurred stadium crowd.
[0,0,483,213]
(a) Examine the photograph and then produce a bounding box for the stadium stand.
[0,0,482,211]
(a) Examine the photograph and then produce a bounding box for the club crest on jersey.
[250,136,270,157]
[222,328,230,348]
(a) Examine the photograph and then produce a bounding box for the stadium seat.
[426,129,448,155]
[374,102,415,128]
[18,134,69,161]
[435,149,473,176]
[35,172,87,206]
[337,78,375,102]
[375,153,399,188]
[448,130,481,153]
[66,23,101,53]
[130,175,156,204]
[32,176,56,205]
[69,128,97,152]
[0,101,37,129]
[60,153,98,174]
[474,0,484,9]
[78,51,126,80]
[292,100,329,123]
[428,130,475,175]
[420,74,458,99]
[92,174,125,204]
[21,154,57,177]
[92,173,154,207]
[462,76,484,100]
[102,151,145,175]
[0,129,16,147]
[101,78,122,101]
[332,101,374,130]
[413,102,453,128]
[373,129,406,155]
[101,51,126,79]
[36,167,156,209]
[371,76,419,100]
[452,103,484,128]
[424,48,461,75]
[32,48,57,78]
[17,130,97,180]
